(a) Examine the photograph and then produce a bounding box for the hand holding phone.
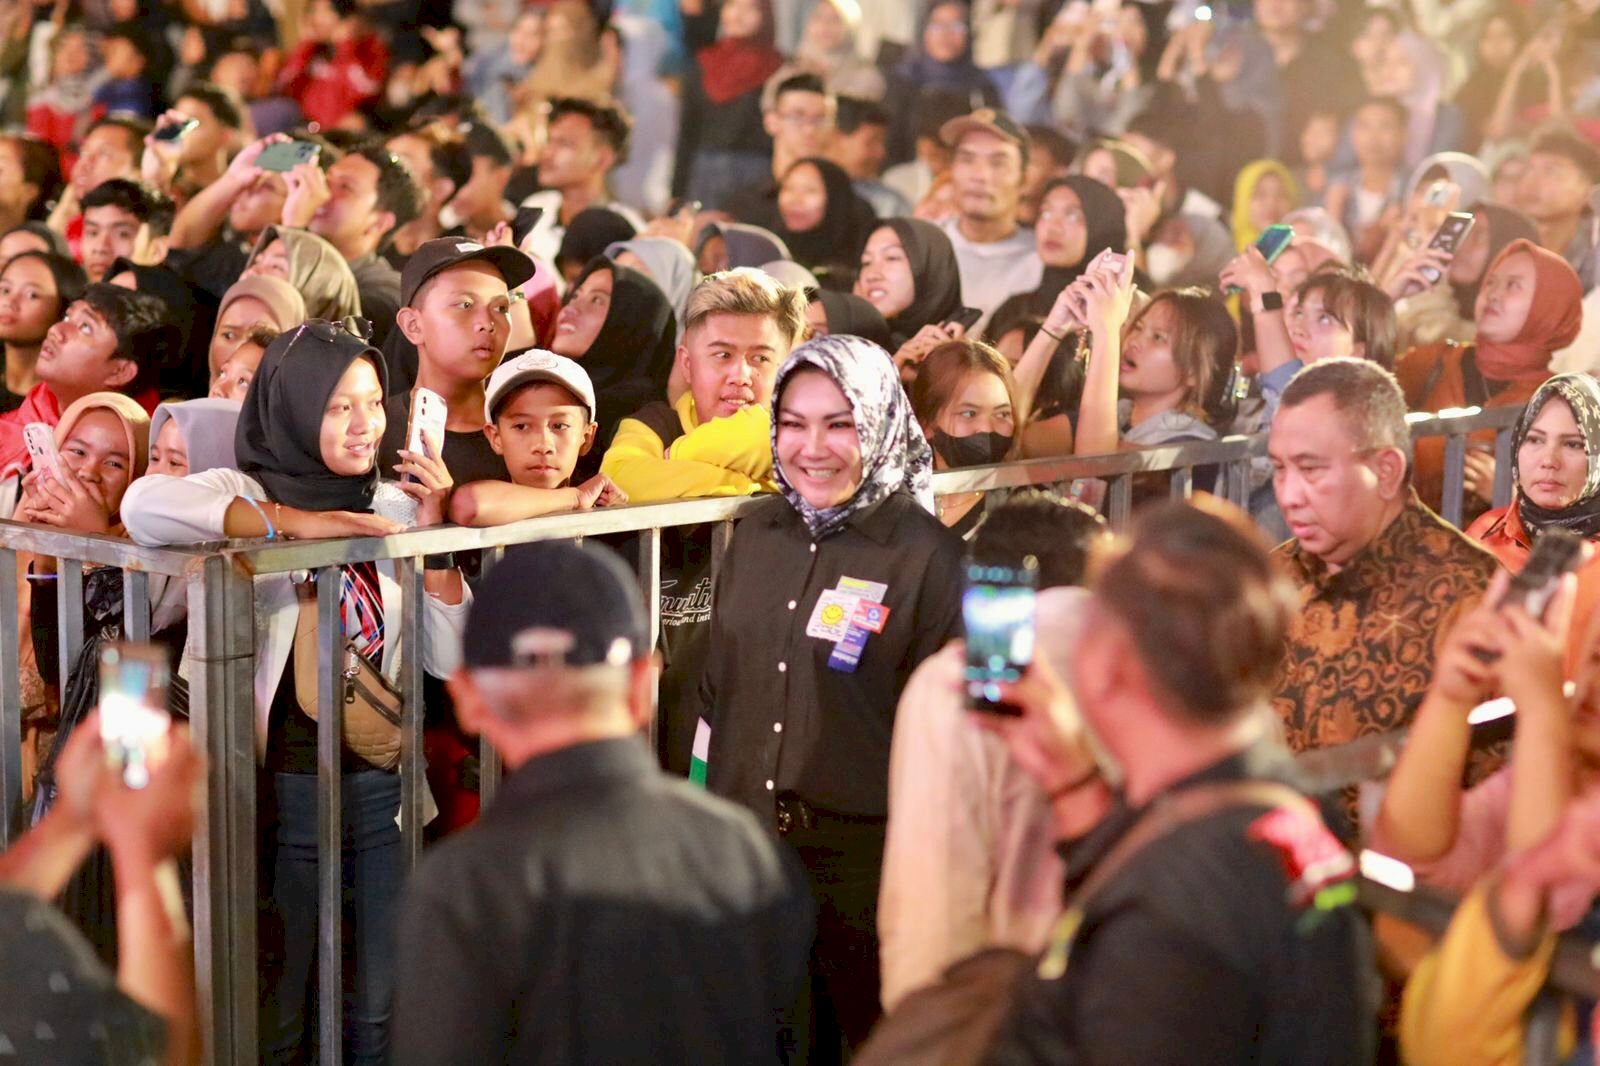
[512,205,546,247]
[256,140,321,173]
[943,306,983,333]
[152,115,198,143]
[1419,212,1475,284]
[405,387,448,481]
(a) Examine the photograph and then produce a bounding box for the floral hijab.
[771,334,934,540]
[1514,373,1600,539]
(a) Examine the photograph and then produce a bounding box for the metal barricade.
[0,406,1537,1064]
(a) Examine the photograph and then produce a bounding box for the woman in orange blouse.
[1395,239,1584,510]
[1467,372,1600,673]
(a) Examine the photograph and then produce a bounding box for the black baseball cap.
[400,237,536,307]
[463,541,649,669]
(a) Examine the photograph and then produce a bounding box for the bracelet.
[241,496,277,540]
[1040,323,1068,343]
[1047,765,1101,801]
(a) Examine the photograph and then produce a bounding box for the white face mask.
[1144,243,1190,286]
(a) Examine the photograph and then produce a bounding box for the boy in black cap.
[392,540,812,1066]
[449,349,626,525]
[379,236,536,487]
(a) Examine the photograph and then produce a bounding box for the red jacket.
[279,35,389,129]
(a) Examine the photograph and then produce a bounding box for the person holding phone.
[1382,203,1539,351]
[121,321,467,1064]
[1,715,202,1066]
[699,334,963,1057]
[1396,239,1585,511]
[975,498,1372,1066]
[378,237,536,488]
[879,493,1107,1010]
[1073,255,1238,463]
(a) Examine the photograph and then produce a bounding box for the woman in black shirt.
[701,333,962,1056]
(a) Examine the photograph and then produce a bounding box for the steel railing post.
[186,554,258,1065]
[315,565,343,1063]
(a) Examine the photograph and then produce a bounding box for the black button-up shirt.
[391,736,814,1066]
[702,492,964,821]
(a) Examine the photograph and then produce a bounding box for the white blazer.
[122,469,471,762]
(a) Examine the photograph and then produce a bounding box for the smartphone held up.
[964,557,1039,715]
[99,643,173,789]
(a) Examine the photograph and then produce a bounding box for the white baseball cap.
[483,350,596,423]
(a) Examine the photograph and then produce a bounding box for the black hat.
[463,541,648,669]
[399,237,536,307]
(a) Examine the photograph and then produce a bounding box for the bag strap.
[1459,349,1491,408]
[1066,779,1317,912]
[629,400,686,452]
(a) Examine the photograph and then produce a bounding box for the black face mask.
[932,430,1013,468]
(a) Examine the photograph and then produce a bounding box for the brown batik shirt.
[1273,493,1500,754]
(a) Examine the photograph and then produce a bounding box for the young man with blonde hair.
[601,267,808,775]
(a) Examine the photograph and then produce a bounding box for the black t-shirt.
[378,393,508,486]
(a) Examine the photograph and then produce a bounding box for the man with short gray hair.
[391,541,812,1066]
[1267,358,1498,760]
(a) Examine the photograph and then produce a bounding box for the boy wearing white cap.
[449,350,627,525]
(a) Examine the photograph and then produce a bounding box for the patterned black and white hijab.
[770,334,935,540]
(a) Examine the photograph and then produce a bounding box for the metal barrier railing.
[0,404,1533,1064]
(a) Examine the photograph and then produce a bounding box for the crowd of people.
[0,0,1596,1062]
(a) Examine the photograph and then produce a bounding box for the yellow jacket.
[1401,882,1574,1066]
[600,392,778,503]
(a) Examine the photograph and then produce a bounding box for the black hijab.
[812,289,893,350]
[772,158,877,275]
[1514,373,1600,540]
[235,319,386,513]
[557,207,638,275]
[1028,176,1127,316]
[570,256,678,457]
[1452,202,1539,319]
[878,218,963,345]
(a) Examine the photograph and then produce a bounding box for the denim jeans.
[262,770,401,1066]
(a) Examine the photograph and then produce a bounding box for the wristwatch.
[1258,291,1284,313]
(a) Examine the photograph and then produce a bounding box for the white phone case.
[23,422,61,479]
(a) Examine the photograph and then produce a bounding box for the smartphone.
[153,116,199,143]
[1092,248,1130,276]
[99,643,172,790]
[1503,529,1588,620]
[963,557,1039,715]
[256,140,321,172]
[944,306,983,333]
[1226,223,1294,294]
[512,205,545,247]
[23,422,61,480]
[1420,212,1476,284]
[405,386,447,481]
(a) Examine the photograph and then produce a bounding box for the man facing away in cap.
[390,540,814,1066]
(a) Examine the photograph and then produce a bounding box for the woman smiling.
[698,334,962,1057]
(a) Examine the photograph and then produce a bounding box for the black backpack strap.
[627,400,687,452]
[1459,349,1492,408]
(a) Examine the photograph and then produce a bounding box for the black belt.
[774,791,887,836]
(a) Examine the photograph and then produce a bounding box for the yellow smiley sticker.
[821,603,846,626]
